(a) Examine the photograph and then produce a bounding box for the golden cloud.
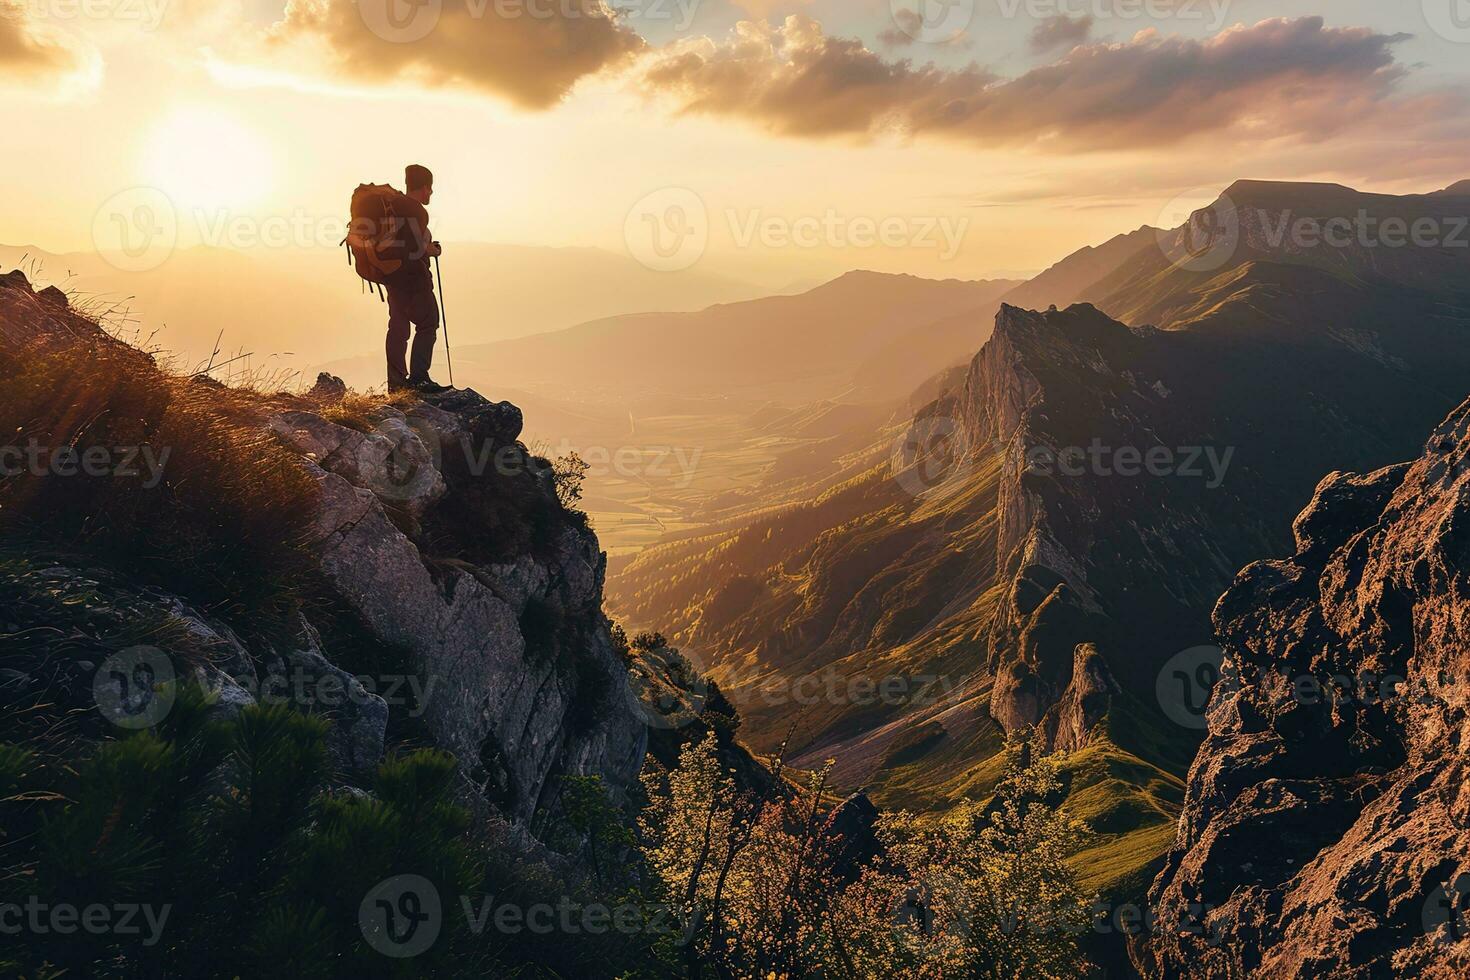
[267,0,645,109]
[0,1,98,91]
[639,16,1435,151]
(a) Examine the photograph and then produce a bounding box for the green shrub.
[0,695,486,979]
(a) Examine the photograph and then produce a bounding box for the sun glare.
[145,107,276,211]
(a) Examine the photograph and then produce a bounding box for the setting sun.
[144,106,276,211]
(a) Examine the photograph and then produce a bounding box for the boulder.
[306,372,349,402]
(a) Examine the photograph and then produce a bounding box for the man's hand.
[429,241,443,258]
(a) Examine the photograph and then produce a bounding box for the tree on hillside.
[639,729,1096,979]
[832,731,1096,978]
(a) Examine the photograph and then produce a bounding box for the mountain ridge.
[439,270,1022,404]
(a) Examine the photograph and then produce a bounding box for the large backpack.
[343,183,410,290]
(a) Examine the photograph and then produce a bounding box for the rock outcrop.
[268,378,647,821]
[1043,643,1121,753]
[1,266,647,829]
[1136,400,1470,977]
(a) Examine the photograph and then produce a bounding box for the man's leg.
[385,287,412,388]
[407,290,441,383]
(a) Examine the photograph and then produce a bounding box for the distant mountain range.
[605,177,1470,906]
[437,270,1022,405]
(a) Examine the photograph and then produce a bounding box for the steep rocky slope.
[1136,400,1470,977]
[267,382,647,820]
[0,268,646,827]
[965,262,1470,734]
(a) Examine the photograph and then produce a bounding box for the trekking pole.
[433,252,455,388]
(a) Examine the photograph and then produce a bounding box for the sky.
[4,0,1470,286]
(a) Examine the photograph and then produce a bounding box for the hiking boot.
[387,377,417,394]
[410,376,451,394]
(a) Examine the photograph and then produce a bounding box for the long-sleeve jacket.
[386,196,433,293]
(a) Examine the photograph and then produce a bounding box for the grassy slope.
[865,687,1192,902]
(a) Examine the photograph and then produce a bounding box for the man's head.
[406,164,433,205]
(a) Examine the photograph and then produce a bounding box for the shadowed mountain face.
[969,269,1470,730]
[606,182,1470,893]
[1086,179,1470,330]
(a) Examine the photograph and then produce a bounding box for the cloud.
[878,7,970,50]
[730,0,813,18]
[0,1,98,90]
[1029,14,1092,54]
[265,0,645,109]
[639,15,1434,151]
[877,10,919,49]
[642,16,994,137]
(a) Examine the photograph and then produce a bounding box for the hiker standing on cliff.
[385,164,448,393]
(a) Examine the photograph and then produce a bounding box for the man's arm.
[403,201,437,260]
[418,208,440,258]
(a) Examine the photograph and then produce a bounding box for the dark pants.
[386,286,439,385]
